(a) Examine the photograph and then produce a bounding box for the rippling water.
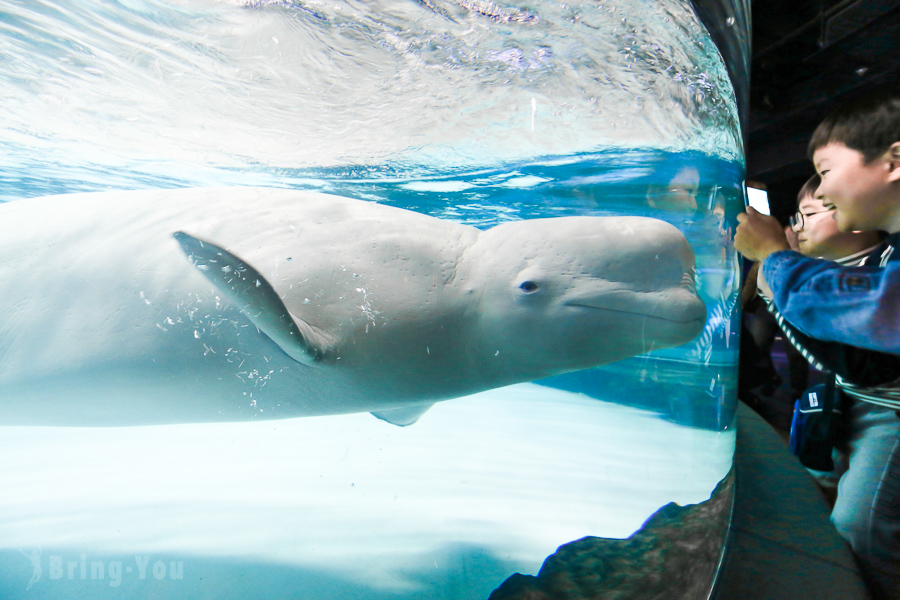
[0,1,744,598]
[0,0,740,194]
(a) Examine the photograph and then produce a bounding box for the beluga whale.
[0,188,706,426]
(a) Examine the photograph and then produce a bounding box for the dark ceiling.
[746,0,900,220]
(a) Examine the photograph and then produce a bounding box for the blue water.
[0,0,745,598]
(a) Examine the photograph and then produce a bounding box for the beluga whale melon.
[0,187,706,426]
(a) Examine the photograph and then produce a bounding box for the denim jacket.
[762,232,900,357]
[762,238,900,394]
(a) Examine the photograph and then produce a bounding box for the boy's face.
[794,194,868,259]
[813,142,899,233]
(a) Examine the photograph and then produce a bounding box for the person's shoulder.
[763,249,803,266]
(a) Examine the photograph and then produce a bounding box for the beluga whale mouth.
[565,295,707,324]
[562,270,706,326]
[0,187,707,427]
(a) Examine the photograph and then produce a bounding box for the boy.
[764,175,888,468]
[735,89,900,600]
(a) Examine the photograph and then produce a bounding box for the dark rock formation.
[489,471,734,600]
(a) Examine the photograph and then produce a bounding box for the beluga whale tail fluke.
[0,187,706,427]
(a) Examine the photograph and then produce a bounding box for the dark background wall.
[747,0,900,220]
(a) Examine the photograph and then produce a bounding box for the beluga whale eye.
[514,268,545,298]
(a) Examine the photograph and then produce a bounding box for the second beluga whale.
[0,187,706,426]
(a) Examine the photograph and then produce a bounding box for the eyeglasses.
[790,209,834,231]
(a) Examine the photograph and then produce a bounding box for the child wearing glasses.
[735,89,900,600]
[790,174,884,264]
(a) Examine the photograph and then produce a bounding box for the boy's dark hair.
[797,174,821,205]
[808,88,900,163]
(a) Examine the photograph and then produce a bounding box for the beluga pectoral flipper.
[173,231,333,366]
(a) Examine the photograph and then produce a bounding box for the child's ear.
[888,142,900,182]
[889,142,900,162]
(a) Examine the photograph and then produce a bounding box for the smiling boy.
[735,89,900,600]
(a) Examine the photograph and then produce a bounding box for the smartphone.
[746,186,770,215]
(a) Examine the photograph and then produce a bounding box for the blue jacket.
[762,232,900,356]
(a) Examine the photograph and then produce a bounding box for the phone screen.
[746,187,770,215]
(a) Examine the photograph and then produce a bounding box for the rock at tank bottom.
[488,471,733,600]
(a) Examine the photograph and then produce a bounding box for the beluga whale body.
[0,187,706,426]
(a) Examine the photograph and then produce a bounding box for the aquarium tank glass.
[0,1,749,598]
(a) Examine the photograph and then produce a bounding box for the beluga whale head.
[458,215,706,383]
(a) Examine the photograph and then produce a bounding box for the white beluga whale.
[0,187,706,426]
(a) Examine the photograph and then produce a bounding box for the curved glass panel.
[0,1,747,598]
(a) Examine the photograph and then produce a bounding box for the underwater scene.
[0,1,747,598]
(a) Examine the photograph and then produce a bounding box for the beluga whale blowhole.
[0,187,707,426]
